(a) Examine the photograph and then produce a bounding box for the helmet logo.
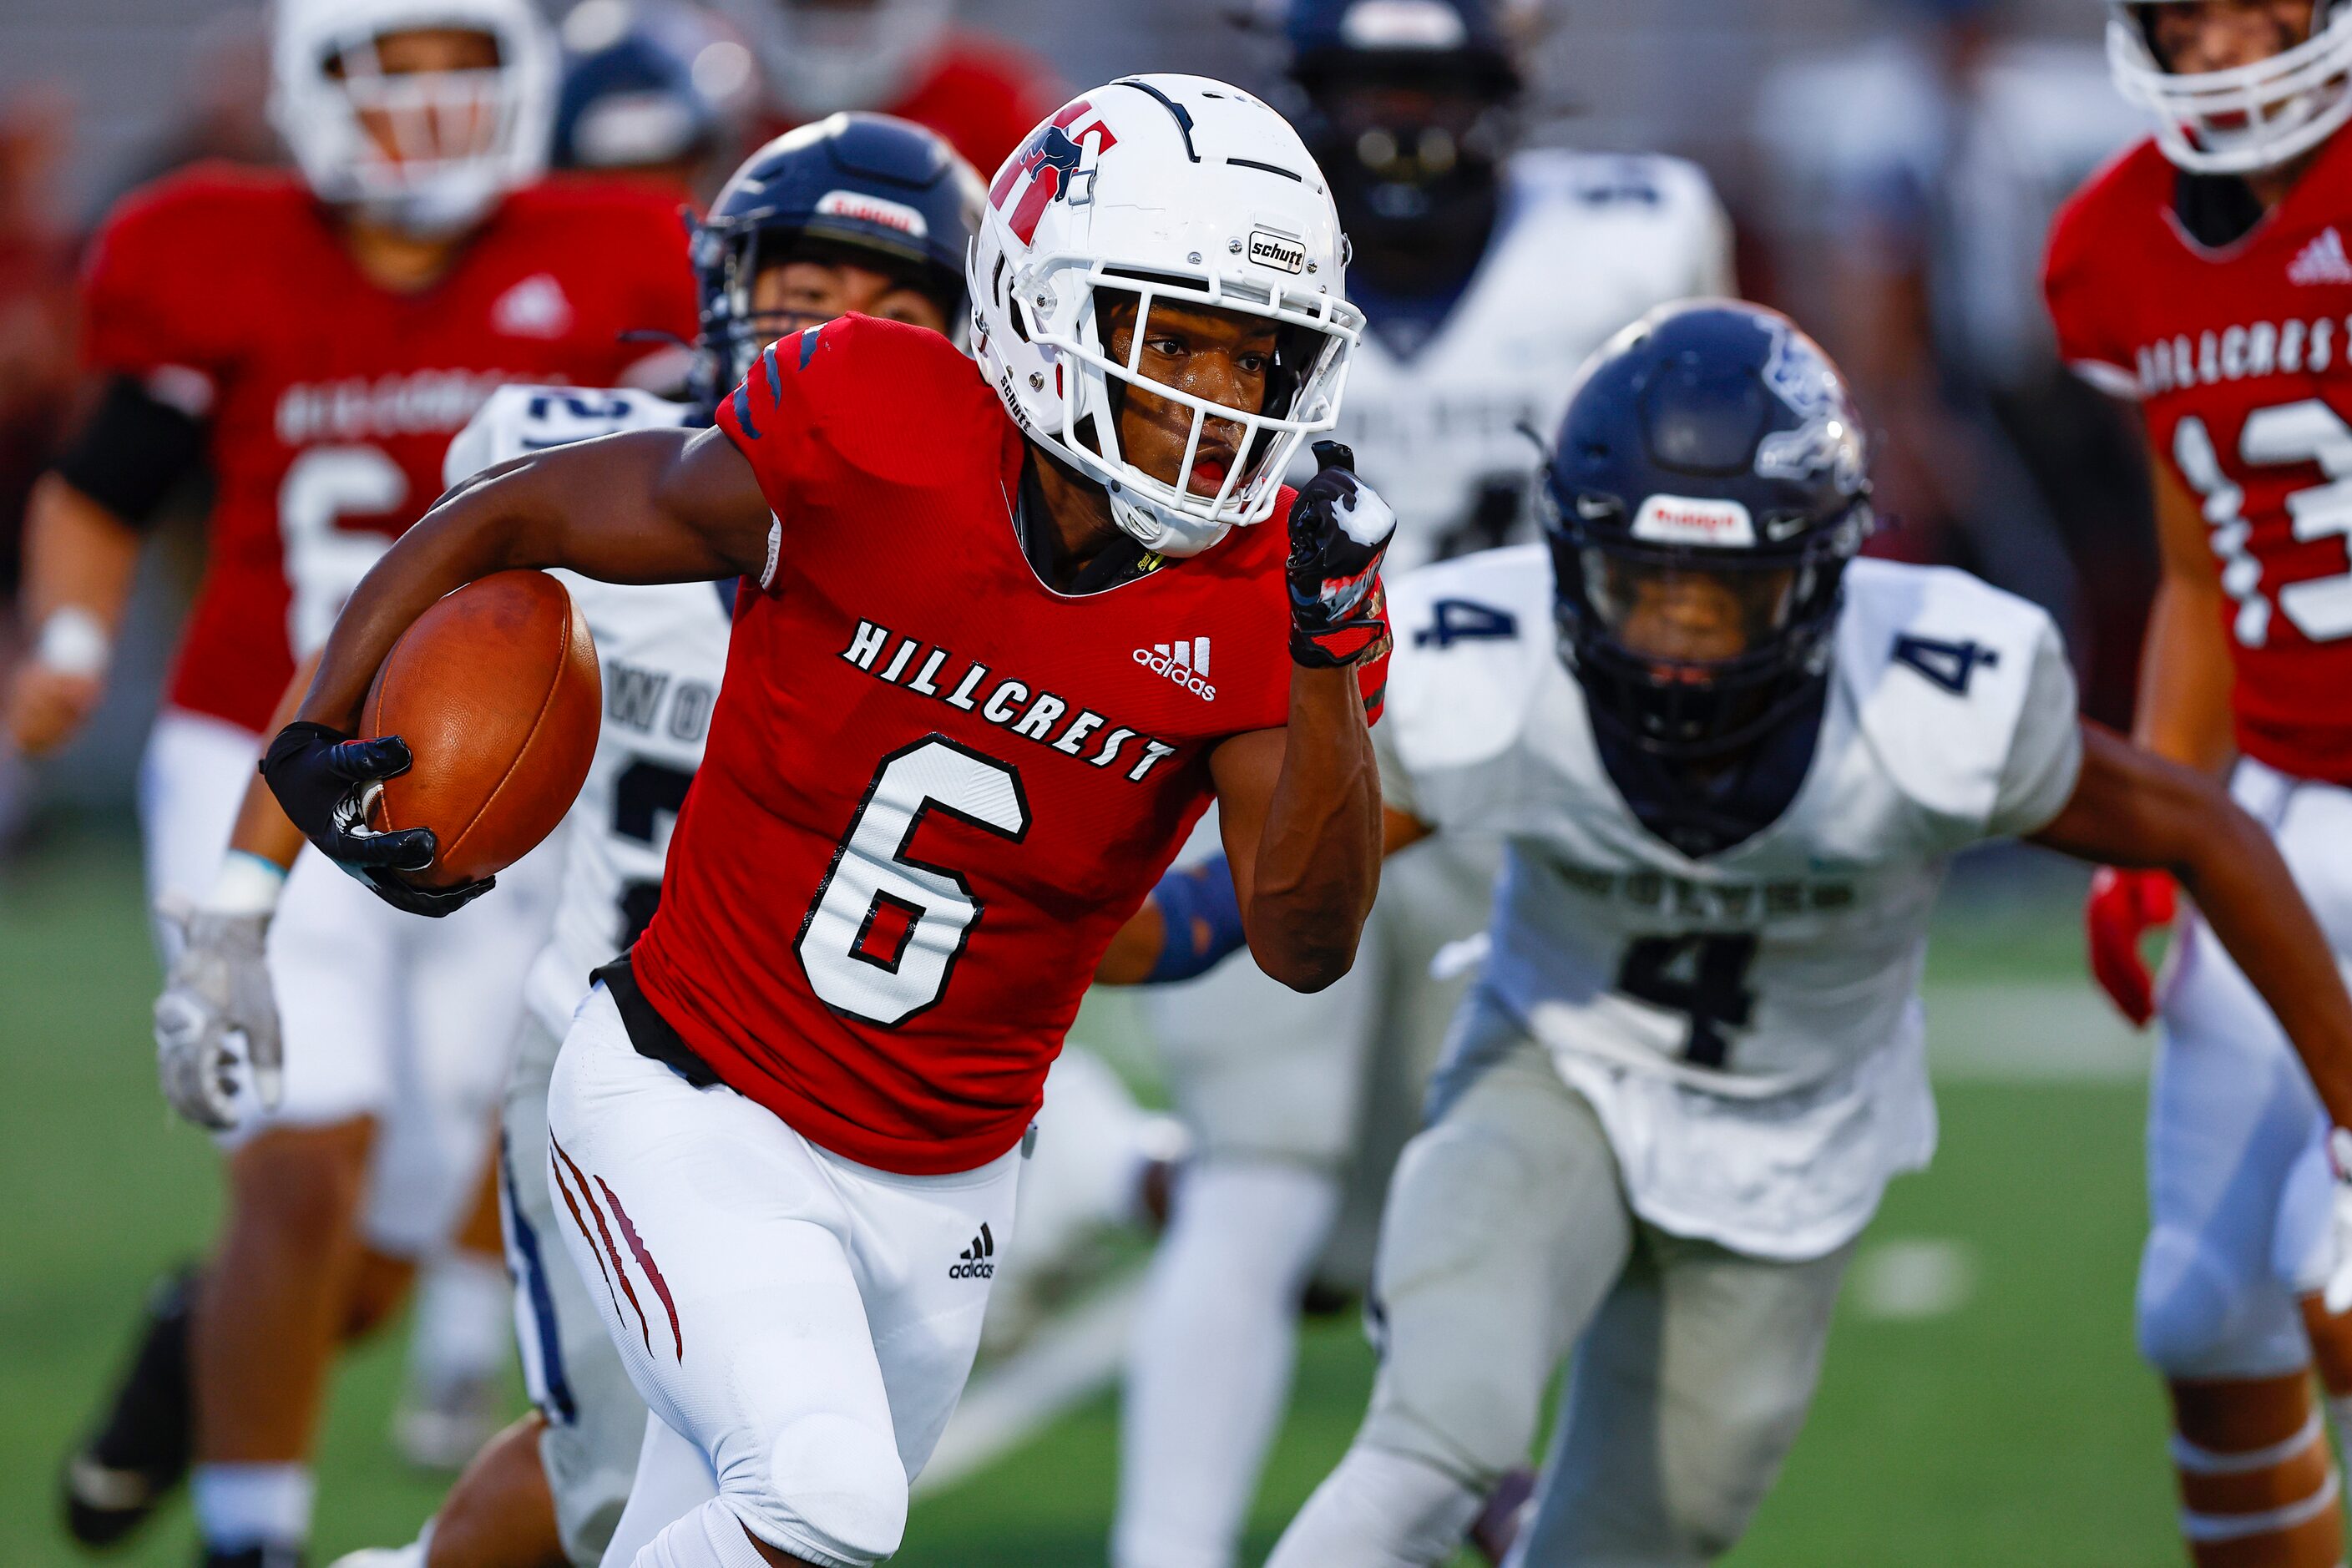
[816,189,928,237]
[990,99,1120,245]
[1247,230,1308,274]
[1631,494,1755,546]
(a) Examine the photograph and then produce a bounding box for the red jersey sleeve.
[2043,146,2150,402]
[79,164,268,403]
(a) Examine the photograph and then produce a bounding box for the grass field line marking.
[917,1273,1146,1495]
[1925,980,2147,1083]
[1852,1237,1977,1322]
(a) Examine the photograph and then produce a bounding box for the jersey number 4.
[798,736,1031,1027]
[2175,402,2352,647]
[1615,933,1758,1069]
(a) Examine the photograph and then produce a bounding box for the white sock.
[1113,1161,1342,1568]
[632,1497,771,1568]
[1265,1447,1484,1568]
[407,1250,514,1388]
[602,1414,721,1568]
[191,1462,316,1552]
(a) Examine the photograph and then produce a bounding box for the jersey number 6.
[798,736,1031,1026]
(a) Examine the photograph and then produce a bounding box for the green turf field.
[0,827,2185,1565]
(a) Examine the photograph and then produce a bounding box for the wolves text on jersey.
[604,660,717,746]
[1542,854,1861,923]
[839,617,1181,783]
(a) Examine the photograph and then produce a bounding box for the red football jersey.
[759,32,1063,181]
[631,315,1387,1175]
[80,162,696,734]
[2047,131,2352,781]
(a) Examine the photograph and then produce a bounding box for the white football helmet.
[717,0,956,118]
[2107,0,2352,174]
[968,75,1363,558]
[271,0,559,236]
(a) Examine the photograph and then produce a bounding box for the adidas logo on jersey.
[2291,228,2352,286]
[493,274,576,339]
[949,1223,997,1279]
[1135,638,1215,701]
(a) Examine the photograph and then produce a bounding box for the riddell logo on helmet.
[816,189,928,238]
[1248,230,1308,275]
[1630,494,1757,547]
[1136,638,1216,700]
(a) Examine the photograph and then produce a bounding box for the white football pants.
[547,986,1019,1567]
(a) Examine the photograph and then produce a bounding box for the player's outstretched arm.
[2032,723,2352,1125]
[292,428,772,734]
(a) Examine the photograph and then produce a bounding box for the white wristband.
[36,606,111,679]
[205,850,289,916]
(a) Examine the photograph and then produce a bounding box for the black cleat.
[61,1267,199,1548]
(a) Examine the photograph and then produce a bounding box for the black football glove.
[259,721,495,918]
[1287,441,1396,668]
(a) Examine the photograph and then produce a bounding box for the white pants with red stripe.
[544,985,1021,1568]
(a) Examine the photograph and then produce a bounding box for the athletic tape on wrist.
[35,606,110,679]
[205,850,289,917]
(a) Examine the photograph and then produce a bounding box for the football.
[360,569,601,888]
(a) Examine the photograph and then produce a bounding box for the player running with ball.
[2051,1,2352,1559]
[262,75,1391,1568]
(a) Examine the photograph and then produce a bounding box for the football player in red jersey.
[260,74,1388,1568]
[717,0,1062,176]
[18,2,695,1563]
[2050,1,2352,1560]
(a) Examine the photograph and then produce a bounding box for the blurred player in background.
[1268,299,2352,1568]
[550,1,758,203]
[2050,0,2352,1560]
[716,0,1061,175]
[14,2,695,1563]
[1752,0,2147,722]
[1115,5,1732,1564]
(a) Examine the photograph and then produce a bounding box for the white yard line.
[916,1273,1147,1495]
[1925,980,2148,1083]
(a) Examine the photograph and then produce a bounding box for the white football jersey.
[1378,548,2083,1257]
[443,386,734,1038]
[1333,151,1735,575]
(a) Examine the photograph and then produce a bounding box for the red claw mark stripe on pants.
[595,1174,684,1361]
[550,1135,654,1356]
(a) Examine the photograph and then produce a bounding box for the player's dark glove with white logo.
[1287,441,1396,668]
[260,721,495,918]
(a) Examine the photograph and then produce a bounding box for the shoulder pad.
[443,385,686,489]
[1836,559,2064,826]
[1382,544,1556,773]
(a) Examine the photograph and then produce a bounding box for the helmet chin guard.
[270,0,557,238]
[2108,0,2352,174]
[967,75,1364,559]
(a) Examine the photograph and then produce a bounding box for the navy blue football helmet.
[688,113,983,417]
[553,6,741,173]
[1541,301,1873,759]
[1285,0,1520,252]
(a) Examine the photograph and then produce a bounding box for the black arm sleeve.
[50,375,210,529]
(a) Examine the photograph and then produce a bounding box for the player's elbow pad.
[1143,853,1247,984]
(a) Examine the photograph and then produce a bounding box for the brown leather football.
[362,569,600,888]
